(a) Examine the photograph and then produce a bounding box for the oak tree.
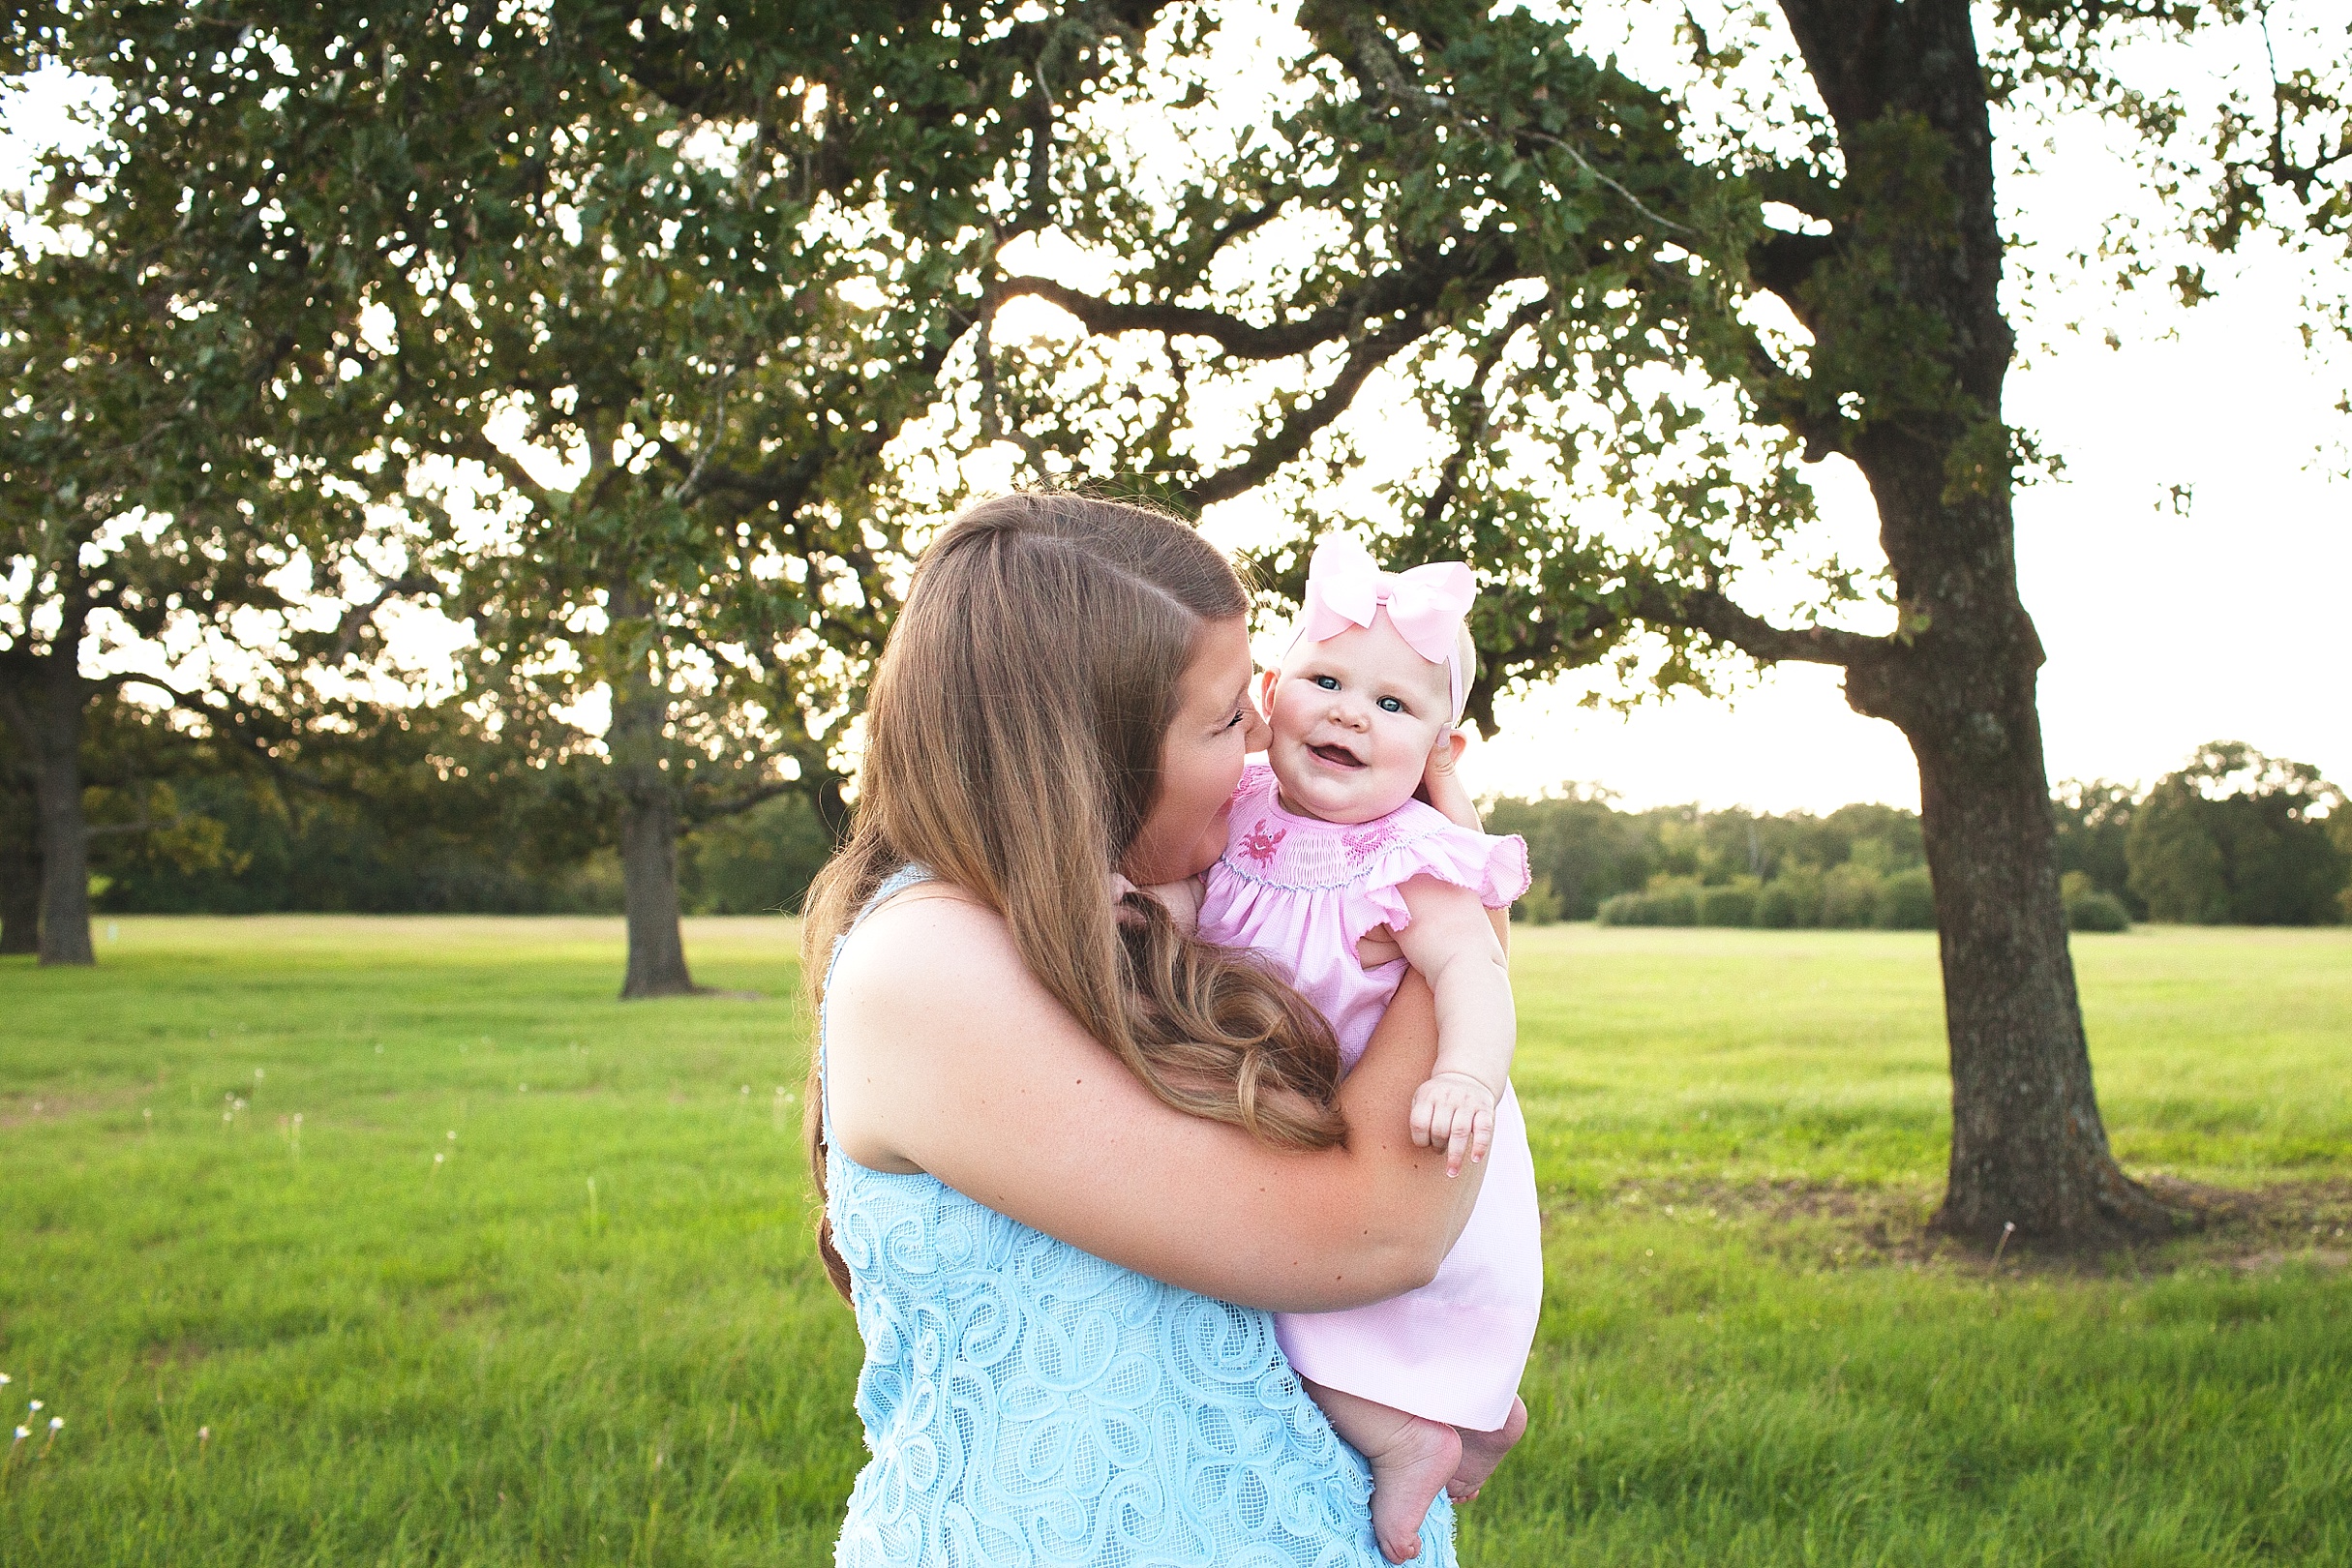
[982,0,2348,1243]
[13,0,1178,992]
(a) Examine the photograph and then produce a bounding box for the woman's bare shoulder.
[821,879,1078,1174]
[828,881,1022,998]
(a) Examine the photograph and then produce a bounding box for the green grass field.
[2,919,2347,1565]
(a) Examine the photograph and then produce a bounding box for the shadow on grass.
[1551,1172,2352,1279]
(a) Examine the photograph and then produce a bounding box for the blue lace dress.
[823,868,1458,1567]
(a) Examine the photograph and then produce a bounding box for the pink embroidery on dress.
[1237,820,1286,866]
[1342,823,1396,859]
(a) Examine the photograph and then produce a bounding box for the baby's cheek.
[1267,700,1313,744]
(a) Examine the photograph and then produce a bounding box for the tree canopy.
[962,0,2348,1243]
[4,0,1180,986]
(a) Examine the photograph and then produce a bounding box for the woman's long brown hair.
[800,494,1345,1300]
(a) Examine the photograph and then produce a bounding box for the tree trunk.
[1777,0,2176,1245]
[1915,712,2176,1241]
[0,789,39,955]
[10,656,98,966]
[1848,624,2178,1244]
[609,593,697,1000]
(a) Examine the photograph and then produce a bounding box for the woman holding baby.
[805,494,1540,1565]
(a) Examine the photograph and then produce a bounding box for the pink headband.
[1297,535,1476,722]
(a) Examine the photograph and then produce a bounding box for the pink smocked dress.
[1198,763,1542,1432]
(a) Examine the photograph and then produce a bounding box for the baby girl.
[1154,535,1541,1562]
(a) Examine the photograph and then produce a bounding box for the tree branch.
[1638,583,1884,667]
[680,774,805,826]
[994,241,1518,362]
[331,573,438,663]
[1181,321,1423,507]
[1747,228,1836,319]
[1419,295,1551,528]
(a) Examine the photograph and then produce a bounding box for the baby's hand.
[1410,1070,1497,1178]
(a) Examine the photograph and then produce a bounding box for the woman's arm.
[822,888,1487,1312]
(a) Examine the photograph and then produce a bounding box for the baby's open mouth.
[1307,741,1365,769]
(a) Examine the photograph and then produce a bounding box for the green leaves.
[8,1,1195,836]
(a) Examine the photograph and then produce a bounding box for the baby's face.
[1262,613,1453,826]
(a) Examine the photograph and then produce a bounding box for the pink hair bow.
[1298,535,1476,720]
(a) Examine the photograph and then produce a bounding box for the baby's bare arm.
[1392,876,1516,1175]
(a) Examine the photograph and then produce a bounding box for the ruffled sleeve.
[1345,810,1531,950]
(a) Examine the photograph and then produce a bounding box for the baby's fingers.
[1408,1085,1438,1149]
[1468,1106,1495,1168]
[1444,1114,1473,1178]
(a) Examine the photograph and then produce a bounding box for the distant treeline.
[92,740,2344,929]
[94,776,834,920]
[1495,741,2347,930]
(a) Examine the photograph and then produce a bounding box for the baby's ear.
[1255,667,1280,715]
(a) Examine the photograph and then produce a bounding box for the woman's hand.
[1416,727,1480,830]
[823,886,1487,1312]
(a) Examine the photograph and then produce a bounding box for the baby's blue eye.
[1314,675,1340,690]
[1378,696,1404,713]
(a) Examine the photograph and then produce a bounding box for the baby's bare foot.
[1367,1415,1462,1562]
[1446,1397,1528,1502]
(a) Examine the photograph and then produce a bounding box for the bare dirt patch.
[2134,1174,2352,1274]
[1579,1173,2352,1279]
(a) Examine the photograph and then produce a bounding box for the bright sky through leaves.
[4,19,2343,815]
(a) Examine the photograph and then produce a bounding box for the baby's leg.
[1303,1379,1462,1564]
[1446,1396,1528,1501]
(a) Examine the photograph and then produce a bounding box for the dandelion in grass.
[12,1427,23,1443]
